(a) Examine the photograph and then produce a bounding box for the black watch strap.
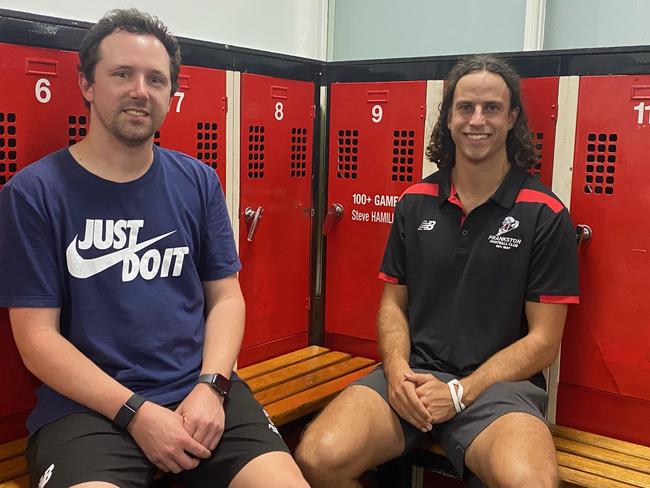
[113,393,146,431]
[197,373,231,397]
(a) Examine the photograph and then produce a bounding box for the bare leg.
[229,451,309,488]
[295,385,406,488]
[465,412,558,488]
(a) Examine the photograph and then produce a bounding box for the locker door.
[557,75,650,445]
[238,74,314,365]
[520,77,559,188]
[324,81,427,358]
[156,66,228,192]
[0,42,87,443]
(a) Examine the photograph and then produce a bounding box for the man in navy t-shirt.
[0,9,308,488]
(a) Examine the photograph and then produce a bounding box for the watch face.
[212,374,231,395]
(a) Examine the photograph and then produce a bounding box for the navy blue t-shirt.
[0,146,241,434]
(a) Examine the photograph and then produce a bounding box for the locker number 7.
[173,91,185,113]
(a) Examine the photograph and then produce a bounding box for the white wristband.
[447,379,466,414]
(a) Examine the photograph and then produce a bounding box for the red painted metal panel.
[558,75,650,440]
[237,333,309,368]
[238,74,314,360]
[557,383,650,446]
[157,65,228,193]
[0,43,87,442]
[520,77,558,188]
[324,81,426,343]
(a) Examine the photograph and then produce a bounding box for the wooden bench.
[0,346,378,488]
[407,424,650,488]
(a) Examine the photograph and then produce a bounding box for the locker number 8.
[35,78,52,104]
[371,104,383,123]
[275,102,284,121]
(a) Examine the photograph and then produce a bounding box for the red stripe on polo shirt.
[515,189,564,214]
[378,272,399,284]
[540,295,580,304]
[399,183,439,200]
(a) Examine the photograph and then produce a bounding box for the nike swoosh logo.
[66,230,176,279]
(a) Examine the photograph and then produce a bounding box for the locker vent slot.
[290,127,307,178]
[0,112,17,188]
[154,131,161,147]
[529,132,543,178]
[247,125,265,179]
[584,133,617,196]
[197,121,218,170]
[67,115,88,146]
[336,129,358,179]
[392,129,415,182]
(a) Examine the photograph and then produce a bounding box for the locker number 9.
[35,78,52,104]
[275,102,284,121]
[371,104,383,123]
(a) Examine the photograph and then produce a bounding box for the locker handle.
[244,206,264,242]
[575,224,592,250]
[322,203,344,236]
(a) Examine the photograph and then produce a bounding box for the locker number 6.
[274,102,284,121]
[371,104,383,123]
[35,78,52,104]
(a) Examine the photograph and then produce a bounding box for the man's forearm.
[13,324,131,420]
[201,290,245,377]
[461,332,558,405]
[377,285,411,382]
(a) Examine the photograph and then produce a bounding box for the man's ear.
[508,106,520,130]
[79,72,93,104]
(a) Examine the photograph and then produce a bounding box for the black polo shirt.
[379,165,579,386]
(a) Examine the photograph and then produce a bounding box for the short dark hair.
[426,54,537,169]
[78,9,181,96]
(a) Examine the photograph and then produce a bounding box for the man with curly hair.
[0,9,308,488]
[296,55,579,487]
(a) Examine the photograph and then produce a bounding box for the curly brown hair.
[78,9,181,104]
[426,54,537,169]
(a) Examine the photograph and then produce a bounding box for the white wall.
[0,0,328,60]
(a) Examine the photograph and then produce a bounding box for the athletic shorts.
[25,379,289,488]
[352,366,548,481]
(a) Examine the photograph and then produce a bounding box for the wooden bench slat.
[0,441,26,464]
[555,437,650,475]
[0,474,28,488]
[236,346,330,381]
[557,451,650,488]
[264,363,378,427]
[0,457,26,485]
[559,465,638,488]
[246,351,352,393]
[552,425,650,462]
[253,357,376,407]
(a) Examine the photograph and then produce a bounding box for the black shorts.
[26,380,289,488]
[352,366,548,481]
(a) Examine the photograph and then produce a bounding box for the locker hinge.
[305,296,311,310]
[310,104,315,119]
[550,102,558,123]
[222,96,228,113]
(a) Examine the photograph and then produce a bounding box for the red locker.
[238,74,314,365]
[324,81,427,358]
[520,77,559,188]
[156,65,228,192]
[557,75,650,446]
[0,42,87,443]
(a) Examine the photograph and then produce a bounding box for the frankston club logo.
[488,216,522,250]
[66,219,189,281]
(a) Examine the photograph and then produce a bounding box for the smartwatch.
[197,373,232,397]
[113,393,146,431]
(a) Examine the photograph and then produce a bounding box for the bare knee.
[487,459,559,488]
[295,421,355,483]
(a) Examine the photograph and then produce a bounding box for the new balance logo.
[38,464,54,488]
[66,219,189,282]
[417,220,437,231]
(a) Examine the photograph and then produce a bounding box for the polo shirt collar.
[439,164,528,210]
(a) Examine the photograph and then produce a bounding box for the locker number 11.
[633,102,650,124]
